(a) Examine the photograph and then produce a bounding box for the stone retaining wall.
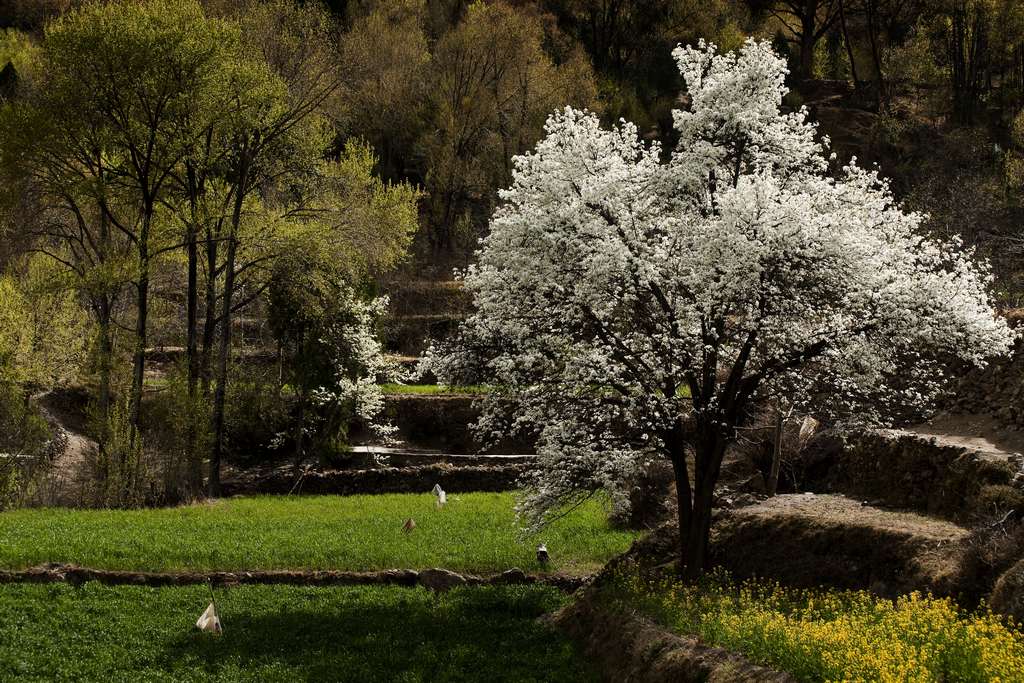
[221,462,528,496]
[818,430,1021,522]
[0,563,587,592]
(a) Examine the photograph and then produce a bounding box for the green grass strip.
[0,583,594,682]
[0,493,635,575]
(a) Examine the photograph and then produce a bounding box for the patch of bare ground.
[905,412,1024,457]
[28,389,96,506]
[550,595,793,683]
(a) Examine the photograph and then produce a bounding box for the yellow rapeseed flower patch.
[609,569,1024,682]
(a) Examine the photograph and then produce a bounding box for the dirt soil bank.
[710,494,976,599]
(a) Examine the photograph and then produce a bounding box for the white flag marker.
[196,601,222,635]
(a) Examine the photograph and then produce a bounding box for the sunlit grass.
[0,492,636,575]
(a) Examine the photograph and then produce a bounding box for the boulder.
[492,568,530,584]
[418,568,467,592]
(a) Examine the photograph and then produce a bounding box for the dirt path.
[31,390,96,505]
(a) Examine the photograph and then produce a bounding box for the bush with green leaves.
[0,381,52,510]
[268,254,399,463]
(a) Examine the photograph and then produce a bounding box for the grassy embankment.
[0,492,635,575]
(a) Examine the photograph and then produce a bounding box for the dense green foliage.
[0,493,635,574]
[0,583,592,682]
[609,569,1024,682]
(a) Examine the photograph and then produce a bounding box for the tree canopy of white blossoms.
[430,39,1016,574]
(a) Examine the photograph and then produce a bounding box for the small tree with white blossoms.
[432,39,1016,576]
[268,258,399,463]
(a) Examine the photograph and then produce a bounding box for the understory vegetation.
[378,384,490,395]
[0,583,590,682]
[609,569,1024,682]
[0,493,634,574]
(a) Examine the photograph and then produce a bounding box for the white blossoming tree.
[433,40,1016,576]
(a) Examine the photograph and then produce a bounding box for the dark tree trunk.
[674,425,729,579]
[668,429,693,574]
[799,7,818,80]
[866,0,887,110]
[293,391,306,467]
[767,405,784,496]
[950,0,988,125]
[200,226,218,395]
[185,207,201,494]
[208,235,236,497]
[128,209,152,449]
[667,418,721,579]
[91,193,115,447]
[209,150,250,497]
[838,0,861,88]
[95,295,114,427]
[683,477,715,579]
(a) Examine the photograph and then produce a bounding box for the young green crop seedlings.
[432,39,1016,577]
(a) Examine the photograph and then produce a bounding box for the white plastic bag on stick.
[196,602,222,635]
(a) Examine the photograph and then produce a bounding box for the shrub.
[142,366,211,501]
[83,398,145,508]
[222,367,291,463]
[0,381,52,510]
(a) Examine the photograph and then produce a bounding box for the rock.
[380,569,419,586]
[731,493,760,508]
[990,558,1024,625]
[418,568,467,592]
[493,568,529,584]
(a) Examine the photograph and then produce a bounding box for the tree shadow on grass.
[160,586,594,682]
